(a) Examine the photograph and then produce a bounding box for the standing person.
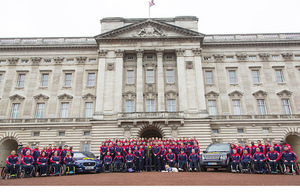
[236,143,243,157]
[193,143,200,155]
[273,141,282,155]
[133,146,140,172]
[21,150,34,177]
[253,148,266,173]
[241,150,252,172]
[152,143,161,172]
[257,140,265,154]
[139,147,145,172]
[281,146,298,174]
[60,145,68,164]
[114,152,125,172]
[243,143,251,156]
[31,144,40,167]
[100,143,108,161]
[64,151,75,174]
[264,141,271,155]
[230,144,236,156]
[281,140,291,152]
[103,152,113,173]
[123,142,130,158]
[178,150,188,171]
[266,147,280,173]
[50,151,61,175]
[6,150,20,177]
[144,142,152,172]
[108,143,115,159]
[21,144,31,157]
[125,150,134,172]
[37,151,48,176]
[186,142,193,158]
[160,144,167,170]
[68,146,74,157]
[189,149,199,171]
[166,149,176,167]
[230,149,241,172]
[115,142,123,156]
[250,142,257,157]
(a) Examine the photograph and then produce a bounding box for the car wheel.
[214,168,218,171]
[200,166,207,172]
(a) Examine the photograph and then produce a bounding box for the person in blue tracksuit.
[160,145,167,170]
[125,150,134,172]
[64,151,75,174]
[21,144,31,158]
[103,152,113,172]
[100,143,108,161]
[37,151,48,176]
[189,149,199,171]
[230,149,241,172]
[21,150,34,176]
[108,143,115,159]
[133,147,140,172]
[266,147,280,173]
[31,144,40,166]
[152,144,161,172]
[6,150,20,177]
[59,145,68,165]
[178,150,188,171]
[281,146,298,173]
[115,142,123,157]
[186,142,193,158]
[114,152,125,172]
[50,151,61,175]
[253,148,266,173]
[241,150,252,171]
[139,147,145,172]
[166,149,176,167]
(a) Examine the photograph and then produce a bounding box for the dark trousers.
[100,153,105,161]
[52,163,61,174]
[134,158,140,171]
[104,163,111,171]
[161,157,166,170]
[231,162,239,170]
[154,156,161,171]
[38,164,48,174]
[145,157,152,171]
[190,161,198,170]
[284,162,295,172]
[241,160,250,169]
[125,162,133,170]
[7,164,20,175]
[168,161,176,167]
[254,161,264,171]
[269,161,278,172]
[23,165,34,175]
[66,163,75,172]
[139,158,144,171]
[115,161,122,171]
[178,161,186,169]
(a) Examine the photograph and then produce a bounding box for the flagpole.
[148,3,150,18]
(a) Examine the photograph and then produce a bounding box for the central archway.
[140,129,163,139]
[0,138,18,167]
[286,134,300,162]
[138,123,164,139]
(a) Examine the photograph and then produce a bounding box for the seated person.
[103,152,113,172]
[37,151,48,176]
[178,149,187,171]
[189,149,199,171]
[114,152,124,171]
[166,149,176,167]
[266,147,280,173]
[281,146,298,173]
[21,150,34,176]
[50,151,61,175]
[63,151,75,174]
[231,149,241,172]
[241,150,252,171]
[125,150,134,172]
[253,148,266,173]
[6,150,20,177]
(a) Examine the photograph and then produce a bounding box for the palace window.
[64,73,72,87]
[35,103,45,118]
[166,69,174,84]
[257,99,267,115]
[203,57,211,61]
[146,70,154,84]
[249,56,257,60]
[146,99,155,112]
[252,70,260,84]
[17,74,25,88]
[11,103,20,119]
[275,70,284,83]
[263,128,270,133]
[282,99,292,114]
[87,73,95,87]
[167,99,176,112]
[84,131,91,136]
[208,100,217,116]
[237,128,244,133]
[84,102,94,118]
[205,71,213,84]
[228,70,237,84]
[212,129,219,134]
[232,99,242,115]
[82,143,90,152]
[58,131,65,136]
[33,132,40,137]
[125,100,135,113]
[60,102,69,118]
[41,73,49,87]
[126,70,134,84]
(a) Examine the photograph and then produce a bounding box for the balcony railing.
[117,112,185,119]
[210,114,300,120]
[0,118,92,124]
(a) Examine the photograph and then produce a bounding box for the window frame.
[146,69,155,84]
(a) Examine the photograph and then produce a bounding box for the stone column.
[114,49,124,114]
[156,49,165,112]
[176,49,188,112]
[193,48,207,111]
[94,50,107,119]
[136,49,144,112]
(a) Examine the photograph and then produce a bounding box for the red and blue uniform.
[257,144,265,154]
[178,153,188,170]
[21,147,31,157]
[193,145,200,155]
[108,146,115,158]
[264,144,271,155]
[266,151,280,172]
[243,146,251,155]
[189,153,199,171]
[166,152,176,167]
[160,147,167,169]
[253,152,266,172]
[152,145,161,171]
[281,150,298,173]
[21,155,34,175]
[59,149,68,164]
[31,148,40,163]
[64,155,75,173]
[241,153,252,169]
[138,149,145,171]
[99,145,108,160]
[103,155,113,172]
[133,150,140,172]
[231,153,241,171]
[37,156,48,175]
[236,146,243,156]
[115,146,123,156]
[50,156,61,174]
[273,144,282,156]
[125,154,134,171]
[186,145,193,157]
[40,150,49,158]
[6,154,20,175]
[250,145,257,156]
[113,155,124,171]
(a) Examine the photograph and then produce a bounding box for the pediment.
[82,93,96,100]
[228,90,244,98]
[9,94,25,101]
[205,91,219,98]
[33,93,49,101]
[95,19,204,41]
[58,93,73,100]
[252,90,268,98]
[277,90,293,97]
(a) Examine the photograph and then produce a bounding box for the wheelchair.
[252,161,268,174]
[36,165,49,177]
[230,162,242,173]
[265,161,282,174]
[188,161,199,172]
[113,162,124,172]
[48,164,63,176]
[63,164,75,175]
[20,165,36,178]
[240,161,254,173]
[282,162,300,175]
[177,161,189,172]
[102,163,114,173]
[1,166,21,179]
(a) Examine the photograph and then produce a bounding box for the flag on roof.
[149,0,155,7]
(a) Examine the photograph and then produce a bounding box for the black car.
[199,143,231,172]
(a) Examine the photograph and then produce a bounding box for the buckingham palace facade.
[0,16,300,166]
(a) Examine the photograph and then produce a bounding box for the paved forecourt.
[0,171,300,186]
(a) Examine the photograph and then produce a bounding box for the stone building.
[0,16,300,166]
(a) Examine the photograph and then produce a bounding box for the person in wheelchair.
[231,149,241,173]
[281,146,298,174]
[114,152,124,172]
[266,147,280,174]
[166,149,176,167]
[50,151,61,175]
[241,150,252,172]
[189,149,199,171]
[253,148,266,173]
[178,149,188,171]
[103,152,113,173]
[37,151,48,176]
[125,150,134,172]
[21,150,35,177]
[63,151,75,174]
[6,150,20,177]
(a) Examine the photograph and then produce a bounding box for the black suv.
[199,143,231,172]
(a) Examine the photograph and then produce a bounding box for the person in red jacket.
[166,149,176,167]
[50,151,61,175]
[64,151,75,174]
[257,140,265,154]
[264,141,271,155]
[281,146,298,174]
[103,152,113,173]
[231,149,241,172]
[6,150,20,177]
[37,151,48,176]
[21,143,31,157]
[21,150,34,177]
[250,142,257,157]
[114,152,125,172]
[266,147,280,173]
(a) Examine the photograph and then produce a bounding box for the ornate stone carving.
[252,90,268,98]
[58,93,73,100]
[205,91,219,98]
[135,24,165,37]
[165,90,178,99]
[53,57,64,64]
[82,93,96,100]
[192,48,202,56]
[213,54,224,62]
[236,54,248,61]
[171,124,178,130]
[31,57,42,64]
[115,49,124,58]
[176,49,185,57]
[186,61,194,69]
[281,53,293,60]
[33,94,49,101]
[9,94,25,101]
[76,56,87,64]
[143,63,157,68]
[123,91,136,100]
[7,58,19,65]
[259,53,270,61]
[143,92,157,99]
[98,50,107,58]
[136,49,144,58]
[228,90,244,98]
[156,49,164,58]
[107,62,115,71]
[277,90,293,97]
[124,125,131,131]
[146,84,155,92]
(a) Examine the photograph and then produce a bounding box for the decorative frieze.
[135,24,166,37]
[252,90,268,98]
[228,90,244,98]
[277,90,293,97]
[259,53,270,61]
[31,57,42,64]
[76,56,87,64]
[33,94,49,101]
[115,49,124,58]
[123,91,136,100]
[165,90,178,99]
[98,50,107,58]
[146,84,155,92]
[143,92,157,99]
[281,53,293,60]
[58,93,73,100]
[53,57,64,64]
[213,54,224,62]
[9,94,25,101]
[136,49,144,58]
[192,48,202,56]
[205,91,219,98]
[82,93,96,100]
[7,58,19,65]
[176,49,185,57]
[185,61,194,69]
[156,49,164,58]
[236,54,247,61]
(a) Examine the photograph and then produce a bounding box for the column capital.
[115,49,124,58]
[192,48,202,56]
[136,49,144,58]
[98,50,107,58]
[176,49,185,57]
[156,49,164,58]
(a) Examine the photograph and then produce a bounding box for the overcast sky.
[1,0,300,38]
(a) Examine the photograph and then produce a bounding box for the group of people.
[100,137,200,172]
[230,140,298,174]
[5,144,75,177]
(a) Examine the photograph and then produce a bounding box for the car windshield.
[74,152,96,159]
[206,144,230,152]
